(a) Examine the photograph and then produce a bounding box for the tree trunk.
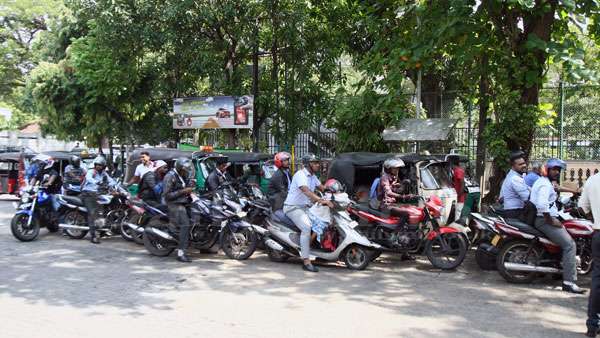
[108,138,114,168]
[476,53,489,184]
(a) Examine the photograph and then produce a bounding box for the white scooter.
[263,192,383,270]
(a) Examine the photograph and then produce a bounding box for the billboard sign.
[172,95,253,129]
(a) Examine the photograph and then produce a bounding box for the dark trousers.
[587,231,600,330]
[168,204,190,251]
[81,191,99,239]
[502,208,522,219]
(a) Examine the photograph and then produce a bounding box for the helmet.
[153,160,167,171]
[175,157,193,178]
[325,178,344,193]
[301,153,320,167]
[93,156,107,169]
[70,155,81,167]
[274,152,291,168]
[383,157,405,169]
[33,154,54,170]
[546,158,566,171]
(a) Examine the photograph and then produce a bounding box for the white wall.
[0,131,83,152]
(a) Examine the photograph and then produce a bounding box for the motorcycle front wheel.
[119,211,139,242]
[425,232,468,270]
[11,213,40,242]
[143,225,175,257]
[62,210,88,239]
[343,244,371,270]
[220,226,258,260]
[496,239,541,284]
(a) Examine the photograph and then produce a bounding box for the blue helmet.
[546,158,566,171]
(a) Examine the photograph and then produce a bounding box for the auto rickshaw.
[327,152,459,225]
[0,151,29,194]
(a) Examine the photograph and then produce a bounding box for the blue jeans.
[283,205,311,259]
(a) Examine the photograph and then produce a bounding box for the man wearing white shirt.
[579,172,600,337]
[128,151,154,185]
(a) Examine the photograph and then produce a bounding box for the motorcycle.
[468,211,502,270]
[263,192,382,270]
[143,185,264,260]
[57,184,130,239]
[491,211,594,284]
[11,184,60,241]
[347,195,468,270]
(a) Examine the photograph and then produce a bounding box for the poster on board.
[172,96,253,129]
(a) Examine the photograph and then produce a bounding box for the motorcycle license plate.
[491,235,501,247]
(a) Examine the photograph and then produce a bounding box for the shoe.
[586,327,599,337]
[176,250,192,263]
[562,282,586,294]
[302,263,319,272]
[90,237,100,244]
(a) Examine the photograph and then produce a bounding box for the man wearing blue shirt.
[81,156,116,244]
[499,151,529,218]
[531,158,585,294]
[283,153,331,272]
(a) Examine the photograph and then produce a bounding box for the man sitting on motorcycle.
[163,157,195,263]
[530,158,585,294]
[206,156,232,194]
[138,160,168,207]
[81,156,116,244]
[63,155,86,195]
[377,157,417,214]
[283,153,332,273]
[499,151,529,218]
[267,152,291,211]
[29,154,62,213]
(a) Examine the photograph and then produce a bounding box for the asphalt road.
[0,199,591,338]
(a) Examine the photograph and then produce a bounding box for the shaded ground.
[0,201,590,338]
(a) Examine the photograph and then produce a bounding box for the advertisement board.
[172,96,253,129]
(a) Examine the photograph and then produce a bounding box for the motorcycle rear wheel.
[63,210,88,239]
[220,226,258,260]
[143,225,175,257]
[496,239,541,284]
[425,232,468,270]
[11,213,40,242]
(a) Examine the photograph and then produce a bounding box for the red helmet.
[274,152,291,168]
[325,178,344,193]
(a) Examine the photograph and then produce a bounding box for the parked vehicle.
[57,184,130,239]
[347,195,468,270]
[468,211,501,270]
[143,183,264,260]
[491,214,593,283]
[263,192,383,270]
[120,199,168,245]
[11,184,60,241]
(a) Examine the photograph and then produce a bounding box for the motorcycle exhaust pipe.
[59,223,89,231]
[124,222,144,233]
[146,227,176,242]
[264,238,284,252]
[503,262,561,274]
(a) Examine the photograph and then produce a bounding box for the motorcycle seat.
[60,195,84,206]
[352,203,391,219]
[505,218,545,238]
[272,210,298,229]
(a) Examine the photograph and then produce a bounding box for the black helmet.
[93,156,107,169]
[301,153,320,167]
[175,157,193,178]
[70,155,81,167]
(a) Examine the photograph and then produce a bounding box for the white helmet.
[32,154,54,170]
[383,157,405,169]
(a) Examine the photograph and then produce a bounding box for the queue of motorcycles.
[12,177,593,281]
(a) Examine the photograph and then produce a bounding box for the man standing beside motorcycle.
[267,152,291,211]
[579,172,600,336]
[530,158,585,294]
[163,158,195,263]
[128,151,154,185]
[63,155,86,195]
[499,151,530,218]
[283,153,331,272]
[81,156,116,244]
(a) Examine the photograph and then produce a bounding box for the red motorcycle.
[491,215,593,284]
[347,195,468,270]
